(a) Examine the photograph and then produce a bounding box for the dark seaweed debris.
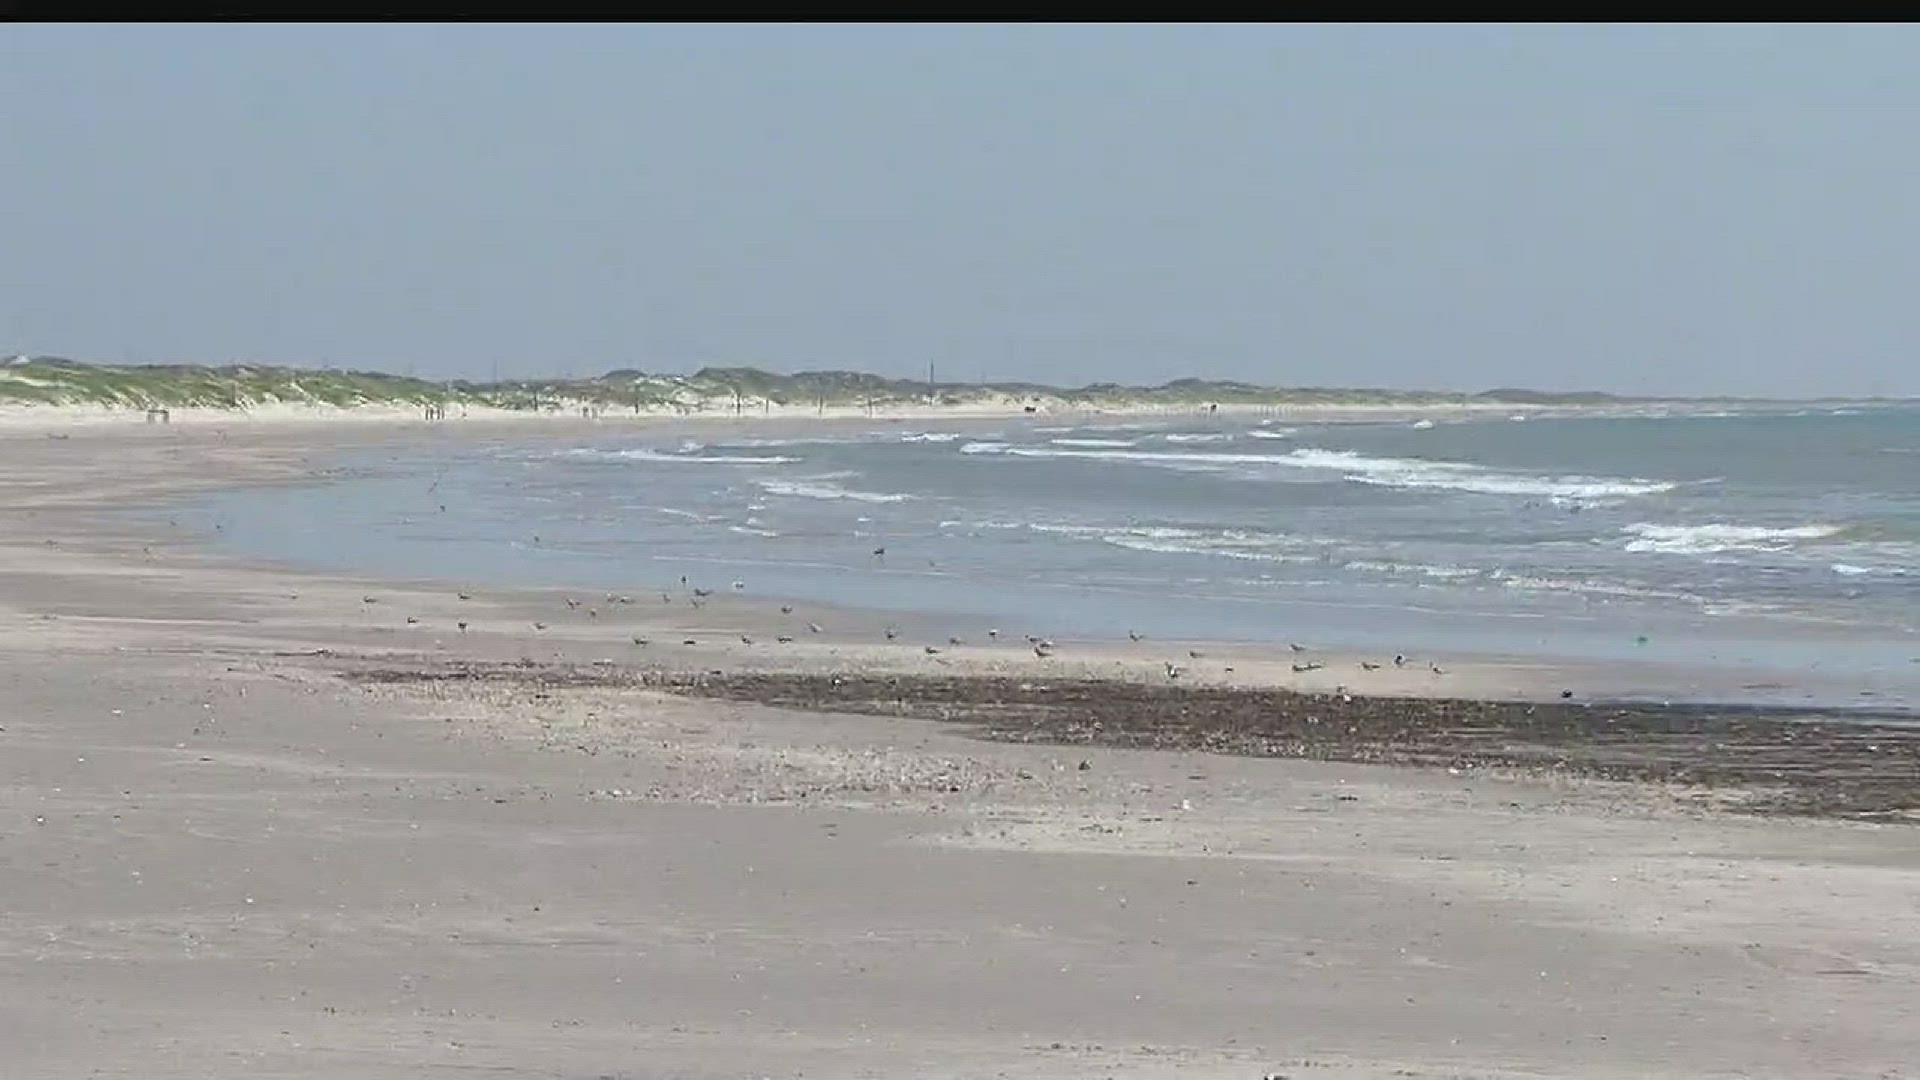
[353,663,1920,820]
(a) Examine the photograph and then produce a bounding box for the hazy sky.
[5,24,1919,396]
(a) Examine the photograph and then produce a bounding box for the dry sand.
[3,418,1918,1079]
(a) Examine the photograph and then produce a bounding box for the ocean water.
[194,406,1920,703]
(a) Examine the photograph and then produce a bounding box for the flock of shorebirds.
[356,574,1456,684]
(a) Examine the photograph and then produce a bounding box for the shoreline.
[6,417,1920,1077]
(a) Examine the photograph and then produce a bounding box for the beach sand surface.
[3,418,1918,1079]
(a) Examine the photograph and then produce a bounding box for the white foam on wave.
[962,441,1679,499]
[1246,428,1296,440]
[898,432,964,443]
[757,478,914,504]
[1163,432,1234,443]
[1622,522,1843,555]
[728,524,780,538]
[593,448,801,465]
[1050,438,1138,448]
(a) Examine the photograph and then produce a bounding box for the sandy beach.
[4,413,1919,1079]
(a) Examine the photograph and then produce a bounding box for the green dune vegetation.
[0,354,1747,416]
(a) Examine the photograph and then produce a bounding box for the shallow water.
[192,405,1920,705]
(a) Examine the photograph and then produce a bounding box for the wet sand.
[4,418,1920,1078]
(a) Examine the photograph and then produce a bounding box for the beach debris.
[1561,689,1574,699]
[682,638,697,646]
[1034,641,1055,658]
[1292,662,1323,672]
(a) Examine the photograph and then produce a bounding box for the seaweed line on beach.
[344,660,1920,821]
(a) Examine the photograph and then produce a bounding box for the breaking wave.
[757,478,914,504]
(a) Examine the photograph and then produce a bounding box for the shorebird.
[884,626,898,640]
[1164,661,1182,679]
[872,547,886,558]
[457,621,468,633]
[691,588,713,598]
[405,616,420,625]
[1129,630,1143,642]
[808,622,823,634]
[1360,661,1381,671]
[565,597,580,610]
[661,592,672,604]
[1034,642,1054,658]
[689,597,704,609]
[1561,689,1574,699]
[457,592,472,601]
[682,638,697,646]
[1393,654,1406,668]
[533,622,548,631]
[1429,662,1446,675]
[362,596,377,605]
[780,605,793,615]
[924,645,941,655]
[740,634,753,645]
[1292,661,1323,672]
[1188,649,1203,659]
[949,636,965,646]
[731,580,745,591]
[1289,642,1307,653]
[987,628,999,639]
[777,635,794,644]
[587,608,598,619]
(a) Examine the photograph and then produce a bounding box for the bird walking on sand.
[1289,642,1307,653]
[631,635,648,646]
[1292,661,1323,672]
[1188,649,1204,660]
[1430,662,1446,675]
[987,628,999,639]
[533,622,548,631]
[565,597,580,610]
[458,592,472,601]
[1129,630,1143,642]
[732,580,745,591]
[808,622,824,634]
[362,596,377,605]
[692,587,713,598]
[777,635,794,644]
[949,636,965,646]
[682,638,697,646]
[1164,661,1182,680]
[740,635,754,645]
[780,605,793,615]
[1394,654,1406,668]
[1034,641,1054,658]
[405,616,420,625]
[924,645,941,655]
[1360,661,1381,671]
[587,608,598,619]
[872,546,886,558]
[457,621,468,633]
[885,626,898,640]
